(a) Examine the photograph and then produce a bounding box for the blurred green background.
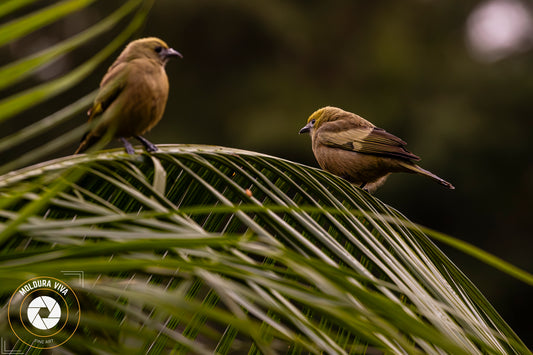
[1,0,532,347]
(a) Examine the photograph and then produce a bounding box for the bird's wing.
[87,62,129,121]
[317,121,420,161]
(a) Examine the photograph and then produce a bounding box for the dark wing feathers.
[317,120,420,161]
[365,127,406,146]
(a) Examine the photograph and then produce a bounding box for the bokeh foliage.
[0,0,531,347]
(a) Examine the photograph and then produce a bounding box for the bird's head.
[299,106,343,134]
[120,37,182,66]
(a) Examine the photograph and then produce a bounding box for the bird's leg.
[135,135,158,152]
[120,137,135,154]
[359,182,367,190]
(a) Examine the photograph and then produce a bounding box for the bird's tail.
[399,162,455,189]
[74,133,99,154]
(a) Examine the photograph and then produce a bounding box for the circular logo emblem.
[8,276,80,349]
[27,296,61,330]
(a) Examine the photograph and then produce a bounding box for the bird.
[75,37,182,155]
[299,106,455,192]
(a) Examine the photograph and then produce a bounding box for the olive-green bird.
[299,106,455,192]
[75,37,182,155]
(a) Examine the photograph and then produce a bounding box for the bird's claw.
[145,144,158,152]
[359,183,370,193]
[135,136,158,152]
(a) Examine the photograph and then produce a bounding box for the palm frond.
[0,145,529,354]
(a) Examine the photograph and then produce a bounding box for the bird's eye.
[310,119,316,125]
[154,46,163,53]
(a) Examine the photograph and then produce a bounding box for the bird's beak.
[299,122,312,134]
[163,47,183,59]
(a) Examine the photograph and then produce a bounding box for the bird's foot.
[135,135,158,152]
[120,137,135,154]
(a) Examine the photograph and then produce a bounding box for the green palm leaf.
[0,146,529,354]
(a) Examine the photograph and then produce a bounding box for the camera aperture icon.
[27,295,61,330]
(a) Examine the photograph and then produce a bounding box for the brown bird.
[75,37,182,154]
[299,106,455,192]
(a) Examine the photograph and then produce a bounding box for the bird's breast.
[115,62,170,137]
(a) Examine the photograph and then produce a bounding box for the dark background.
[1,0,532,347]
